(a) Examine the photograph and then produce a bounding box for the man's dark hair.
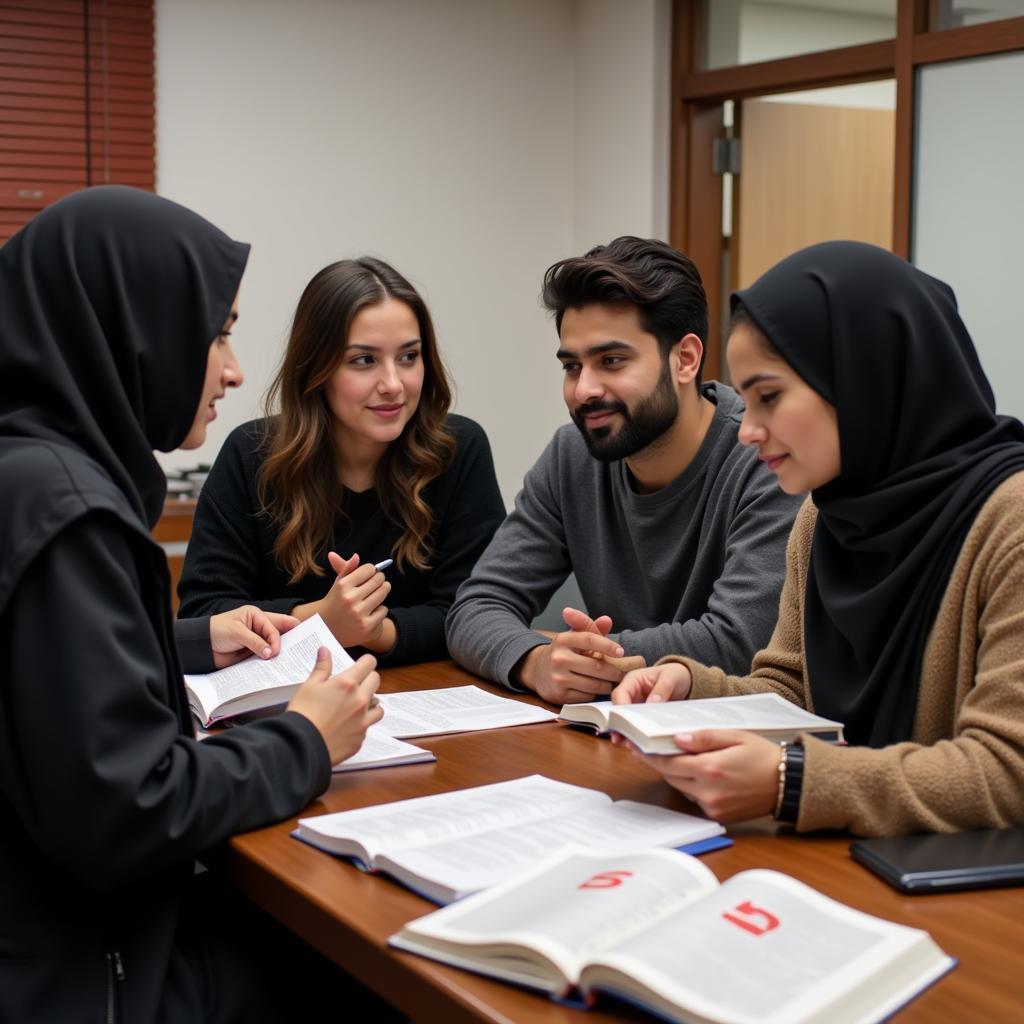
[541,236,709,383]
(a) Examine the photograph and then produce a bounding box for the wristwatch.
[775,740,805,824]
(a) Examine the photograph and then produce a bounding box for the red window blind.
[0,0,154,244]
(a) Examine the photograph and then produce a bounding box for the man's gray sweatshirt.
[445,382,803,686]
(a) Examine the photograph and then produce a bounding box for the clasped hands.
[612,663,780,825]
[515,606,645,704]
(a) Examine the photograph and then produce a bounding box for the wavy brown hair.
[258,258,454,582]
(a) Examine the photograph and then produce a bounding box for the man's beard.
[571,362,679,462]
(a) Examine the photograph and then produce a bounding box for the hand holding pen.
[314,550,394,651]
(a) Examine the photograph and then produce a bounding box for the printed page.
[557,700,613,730]
[376,686,555,738]
[615,693,842,735]
[402,846,718,983]
[380,799,723,898]
[587,869,949,1024]
[297,775,606,861]
[184,614,352,720]
[333,727,435,772]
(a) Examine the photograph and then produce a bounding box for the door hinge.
[713,137,741,175]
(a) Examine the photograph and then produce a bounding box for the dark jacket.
[0,441,330,1023]
[0,187,330,1023]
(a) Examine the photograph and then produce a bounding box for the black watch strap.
[776,741,805,824]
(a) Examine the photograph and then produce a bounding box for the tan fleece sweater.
[662,471,1024,836]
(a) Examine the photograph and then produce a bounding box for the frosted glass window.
[933,1,1024,29]
[703,0,895,70]
[913,51,1024,418]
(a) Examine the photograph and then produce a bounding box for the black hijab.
[0,186,249,617]
[734,241,1024,746]
[0,185,249,526]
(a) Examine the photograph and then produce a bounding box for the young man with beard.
[446,237,802,705]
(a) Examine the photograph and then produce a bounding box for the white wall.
[155,0,670,505]
[572,0,671,252]
[914,51,1024,420]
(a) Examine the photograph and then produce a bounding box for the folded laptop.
[850,826,1024,893]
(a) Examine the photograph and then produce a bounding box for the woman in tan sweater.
[614,241,1024,836]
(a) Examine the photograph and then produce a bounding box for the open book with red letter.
[294,776,725,904]
[390,845,953,1023]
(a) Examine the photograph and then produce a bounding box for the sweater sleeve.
[0,512,331,891]
[617,469,802,674]
[445,435,572,686]
[173,615,216,673]
[664,495,1024,836]
[177,424,299,618]
[796,519,1024,837]
[383,418,506,665]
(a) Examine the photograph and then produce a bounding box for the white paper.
[333,727,435,772]
[376,686,555,738]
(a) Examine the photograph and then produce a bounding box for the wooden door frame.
[670,0,1024,373]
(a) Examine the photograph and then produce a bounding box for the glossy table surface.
[223,660,1024,1023]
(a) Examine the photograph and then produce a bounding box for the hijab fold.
[0,186,249,617]
[0,186,250,527]
[735,241,1024,746]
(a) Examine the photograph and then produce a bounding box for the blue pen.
[374,559,393,571]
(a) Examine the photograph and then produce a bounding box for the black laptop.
[850,826,1024,894]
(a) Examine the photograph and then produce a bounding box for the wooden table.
[223,661,1024,1023]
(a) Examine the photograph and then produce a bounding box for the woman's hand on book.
[209,605,301,668]
[612,662,692,705]
[287,649,383,765]
[635,730,778,823]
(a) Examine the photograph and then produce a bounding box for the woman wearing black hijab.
[613,240,1024,837]
[0,187,385,1021]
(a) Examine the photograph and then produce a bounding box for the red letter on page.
[721,901,780,936]
[578,871,634,890]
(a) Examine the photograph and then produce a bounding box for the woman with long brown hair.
[178,257,505,665]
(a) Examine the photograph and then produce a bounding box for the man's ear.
[671,333,704,386]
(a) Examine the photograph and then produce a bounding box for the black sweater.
[178,413,506,665]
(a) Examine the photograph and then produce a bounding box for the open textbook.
[185,616,551,736]
[294,775,726,903]
[390,845,954,1024]
[559,693,844,753]
[184,614,351,727]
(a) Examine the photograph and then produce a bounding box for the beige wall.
[154,0,671,505]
